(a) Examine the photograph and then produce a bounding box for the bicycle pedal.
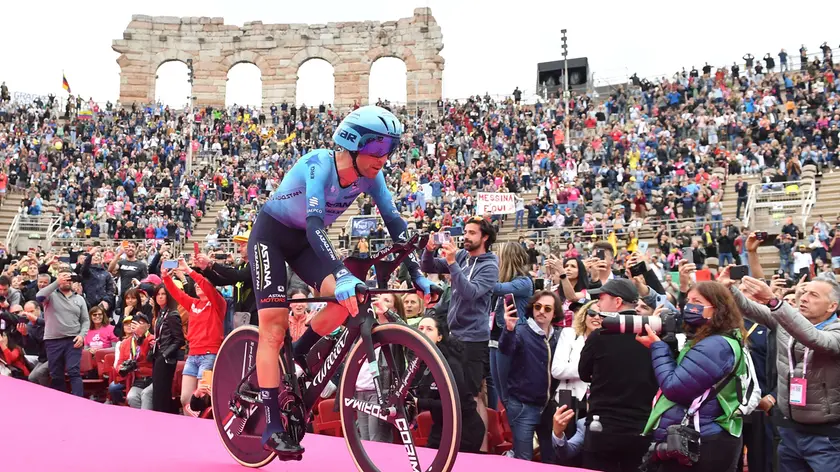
[276,453,304,462]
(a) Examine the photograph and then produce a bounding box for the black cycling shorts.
[247,212,335,309]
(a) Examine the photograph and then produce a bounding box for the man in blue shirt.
[248,106,437,457]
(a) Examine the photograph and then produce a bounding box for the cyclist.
[247,105,437,457]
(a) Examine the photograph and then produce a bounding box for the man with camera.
[115,313,155,409]
[579,278,659,472]
[726,266,840,471]
[36,268,89,397]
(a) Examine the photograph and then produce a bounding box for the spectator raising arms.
[162,257,226,416]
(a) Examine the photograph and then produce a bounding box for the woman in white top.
[551,301,603,402]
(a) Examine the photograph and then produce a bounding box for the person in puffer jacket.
[637,281,747,472]
[77,249,116,316]
[499,290,561,463]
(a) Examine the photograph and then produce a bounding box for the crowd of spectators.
[2,41,840,471]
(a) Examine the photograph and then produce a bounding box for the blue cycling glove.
[412,276,438,304]
[335,270,364,315]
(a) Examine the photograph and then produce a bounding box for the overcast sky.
[1,1,837,108]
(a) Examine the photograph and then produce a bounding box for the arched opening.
[154,61,191,109]
[296,58,334,107]
[226,63,262,109]
[369,57,407,106]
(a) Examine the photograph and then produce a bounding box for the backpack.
[734,324,761,416]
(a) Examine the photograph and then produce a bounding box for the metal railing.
[742,178,816,233]
[7,215,61,253]
[49,237,186,254]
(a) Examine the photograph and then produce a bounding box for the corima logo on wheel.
[343,397,389,422]
[256,243,271,289]
[395,418,421,472]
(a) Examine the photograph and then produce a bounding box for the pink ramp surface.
[0,375,591,472]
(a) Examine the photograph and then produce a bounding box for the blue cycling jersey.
[263,149,400,229]
[260,149,421,282]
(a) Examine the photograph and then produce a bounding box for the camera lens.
[600,314,663,335]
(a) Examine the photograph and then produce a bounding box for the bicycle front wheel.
[338,323,462,472]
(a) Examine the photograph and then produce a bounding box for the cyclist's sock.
[260,387,284,442]
[292,328,321,358]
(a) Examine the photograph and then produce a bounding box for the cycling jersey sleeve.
[368,172,423,280]
[304,153,344,278]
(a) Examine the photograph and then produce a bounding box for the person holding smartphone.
[488,242,533,410]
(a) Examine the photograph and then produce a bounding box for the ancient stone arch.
[112,8,444,110]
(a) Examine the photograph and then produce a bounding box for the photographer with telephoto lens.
[578,278,658,472]
[637,281,748,471]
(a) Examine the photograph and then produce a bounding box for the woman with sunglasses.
[500,290,563,462]
[552,301,602,406]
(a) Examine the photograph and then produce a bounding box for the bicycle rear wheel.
[339,323,461,472]
[212,326,276,468]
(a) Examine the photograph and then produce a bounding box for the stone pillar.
[334,61,368,111]
[406,57,443,109]
[116,54,155,106]
[262,65,296,109]
[192,62,226,108]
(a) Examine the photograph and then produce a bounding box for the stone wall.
[112,8,444,110]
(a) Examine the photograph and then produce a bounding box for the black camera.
[647,424,701,466]
[118,359,138,376]
[600,314,676,335]
[70,274,83,283]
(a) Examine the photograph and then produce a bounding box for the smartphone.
[798,267,811,282]
[162,259,178,270]
[59,256,71,263]
[534,278,546,291]
[630,262,646,277]
[755,231,768,241]
[595,249,606,261]
[121,240,129,248]
[730,265,749,280]
[682,247,693,261]
[638,242,649,254]
[784,279,795,288]
[193,242,200,256]
[214,253,228,260]
[434,232,451,245]
[503,294,515,307]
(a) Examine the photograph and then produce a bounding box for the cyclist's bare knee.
[258,307,289,348]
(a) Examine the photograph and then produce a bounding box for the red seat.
[500,408,513,443]
[102,353,116,381]
[80,350,107,399]
[312,398,343,437]
[94,349,115,379]
[486,408,513,454]
[413,411,432,447]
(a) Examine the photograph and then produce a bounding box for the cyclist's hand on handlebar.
[335,272,365,316]
[412,276,439,306]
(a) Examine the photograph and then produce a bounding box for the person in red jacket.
[0,323,30,378]
[162,257,226,416]
[116,313,155,409]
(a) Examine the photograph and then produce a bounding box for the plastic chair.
[413,411,432,447]
[80,350,106,398]
[499,408,513,443]
[312,398,343,437]
[486,408,512,454]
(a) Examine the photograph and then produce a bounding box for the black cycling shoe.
[262,431,304,457]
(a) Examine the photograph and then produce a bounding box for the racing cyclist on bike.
[248,105,438,457]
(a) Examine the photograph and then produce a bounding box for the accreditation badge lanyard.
[788,337,810,407]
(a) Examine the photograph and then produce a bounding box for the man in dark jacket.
[77,249,117,317]
[579,279,658,472]
[718,219,739,266]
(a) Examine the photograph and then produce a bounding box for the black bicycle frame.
[283,233,429,417]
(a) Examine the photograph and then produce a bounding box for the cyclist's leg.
[248,216,302,455]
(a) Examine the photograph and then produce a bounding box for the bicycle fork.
[359,309,397,418]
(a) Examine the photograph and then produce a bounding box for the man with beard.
[108,242,148,297]
[421,217,500,451]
